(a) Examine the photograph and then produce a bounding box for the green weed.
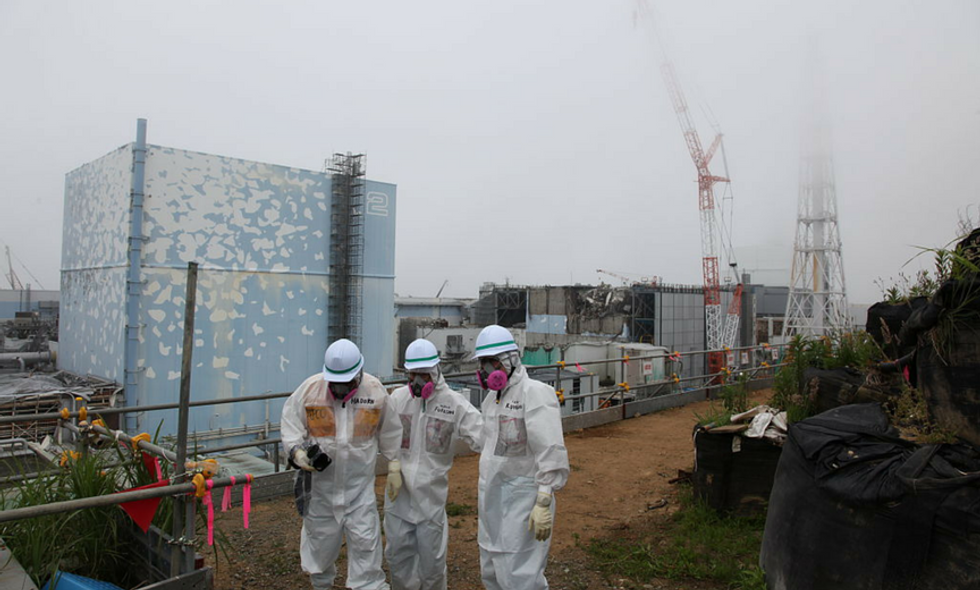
[720,373,751,415]
[586,487,765,589]
[770,333,881,423]
[446,502,474,517]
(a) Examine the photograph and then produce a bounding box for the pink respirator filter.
[412,381,436,399]
[477,369,509,391]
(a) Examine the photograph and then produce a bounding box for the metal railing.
[516,343,788,416]
[0,342,787,478]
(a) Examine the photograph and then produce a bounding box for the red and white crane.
[651,18,742,377]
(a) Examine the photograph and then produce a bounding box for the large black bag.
[867,298,928,360]
[760,404,980,590]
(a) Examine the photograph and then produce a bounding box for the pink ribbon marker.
[243,474,253,529]
[221,476,236,512]
[575,363,585,372]
[203,479,215,546]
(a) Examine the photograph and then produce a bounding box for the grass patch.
[446,502,474,517]
[585,487,766,590]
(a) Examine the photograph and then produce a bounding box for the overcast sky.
[1,0,978,305]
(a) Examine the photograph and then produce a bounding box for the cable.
[0,239,45,289]
[717,139,739,282]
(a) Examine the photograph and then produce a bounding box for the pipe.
[124,118,148,434]
[0,345,790,426]
[0,351,54,366]
[196,437,282,455]
[62,421,178,464]
[0,390,291,425]
[0,473,275,525]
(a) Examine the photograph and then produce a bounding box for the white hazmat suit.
[383,371,483,590]
[478,360,569,590]
[281,370,402,590]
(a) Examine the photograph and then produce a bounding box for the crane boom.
[596,268,632,285]
[660,60,742,377]
[596,269,661,287]
[5,246,23,291]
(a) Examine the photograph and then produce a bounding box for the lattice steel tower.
[783,56,851,338]
[326,153,366,345]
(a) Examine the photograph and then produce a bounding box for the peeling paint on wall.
[60,144,133,383]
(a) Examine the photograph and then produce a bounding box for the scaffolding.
[630,287,658,344]
[326,153,366,345]
[494,288,528,327]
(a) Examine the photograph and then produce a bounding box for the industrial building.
[471,281,744,364]
[59,120,396,437]
[395,280,758,390]
[0,289,59,321]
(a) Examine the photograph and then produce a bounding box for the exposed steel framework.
[659,61,742,377]
[783,51,851,338]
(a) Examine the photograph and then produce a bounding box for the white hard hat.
[322,339,364,383]
[404,339,440,371]
[471,325,519,360]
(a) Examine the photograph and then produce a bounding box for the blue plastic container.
[41,571,124,590]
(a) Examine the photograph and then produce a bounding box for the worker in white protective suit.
[383,338,484,590]
[281,338,403,590]
[473,325,570,590]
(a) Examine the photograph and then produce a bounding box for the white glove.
[527,491,553,541]
[292,448,315,472]
[386,459,402,501]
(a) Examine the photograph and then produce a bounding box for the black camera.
[306,444,332,471]
[290,443,332,472]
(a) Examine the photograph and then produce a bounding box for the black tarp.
[760,404,980,590]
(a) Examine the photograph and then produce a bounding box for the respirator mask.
[477,354,516,393]
[328,374,361,405]
[409,370,437,400]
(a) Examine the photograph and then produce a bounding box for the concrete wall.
[394,300,467,324]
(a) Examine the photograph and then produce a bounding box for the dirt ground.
[208,390,770,590]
